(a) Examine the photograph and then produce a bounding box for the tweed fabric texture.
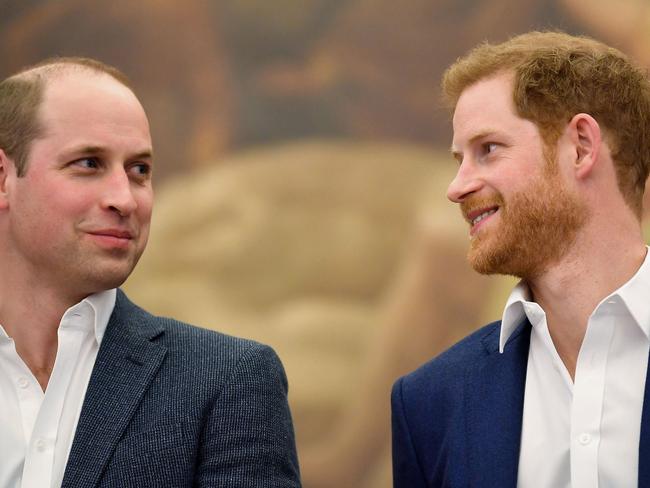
[60,290,301,488]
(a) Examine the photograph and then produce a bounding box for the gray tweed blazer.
[60,290,301,487]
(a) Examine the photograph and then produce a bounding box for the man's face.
[447,73,586,278]
[3,72,153,300]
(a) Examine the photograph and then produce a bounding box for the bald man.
[0,58,300,488]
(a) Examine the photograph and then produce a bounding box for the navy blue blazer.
[60,290,301,488]
[392,319,650,487]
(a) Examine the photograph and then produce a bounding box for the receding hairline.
[5,57,133,90]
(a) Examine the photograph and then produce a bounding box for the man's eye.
[484,142,498,154]
[130,163,152,177]
[74,157,99,169]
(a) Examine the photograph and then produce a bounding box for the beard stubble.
[462,165,588,279]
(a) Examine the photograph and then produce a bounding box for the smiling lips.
[465,206,499,235]
[89,229,133,239]
[85,229,135,249]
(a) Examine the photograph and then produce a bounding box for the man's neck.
[526,228,646,379]
[0,279,88,391]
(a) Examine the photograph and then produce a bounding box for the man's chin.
[79,261,137,293]
[468,240,519,277]
[468,236,499,274]
[468,243,546,279]
[468,255,502,276]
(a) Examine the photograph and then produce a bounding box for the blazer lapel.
[638,348,650,488]
[464,319,531,488]
[61,292,167,488]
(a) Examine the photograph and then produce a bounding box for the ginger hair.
[443,31,650,216]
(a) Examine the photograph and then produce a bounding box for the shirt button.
[17,377,29,389]
[35,438,47,451]
[579,433,592,445]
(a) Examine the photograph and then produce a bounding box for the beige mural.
[2,1,650,486]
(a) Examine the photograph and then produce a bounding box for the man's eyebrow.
[66,145,106,156]
[449,146,462,162]
[131,149,154,160]
[62,145,154,160]
[449,129,500,158]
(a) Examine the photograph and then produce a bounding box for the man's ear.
[567,113,602,180]
[0,149,15,210]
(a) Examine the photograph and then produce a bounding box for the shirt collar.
[606,247,650,340]
[499,246,650,352]
[0,289,116,344]
[60,288,116,345]
[499,280,531,353]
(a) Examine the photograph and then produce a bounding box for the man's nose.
[446,162,483,203]
[102,169,137,216]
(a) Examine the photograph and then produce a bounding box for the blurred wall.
[3,1,650,486]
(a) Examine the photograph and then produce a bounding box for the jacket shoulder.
[114,289,281,375]
[402,320,501,389]
[393,320,502,433]
[101,291,300,487]
[391,321,501,487]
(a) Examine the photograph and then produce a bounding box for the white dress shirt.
[0,289,116,488]
[499,250,650,488]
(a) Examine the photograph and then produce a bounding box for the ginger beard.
[461,163,588,279]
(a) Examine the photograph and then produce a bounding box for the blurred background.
[3,1,650,486]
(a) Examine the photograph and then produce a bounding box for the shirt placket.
[570,313,614,487]
[21,318,86,488]
[0,339,44,441]
[0,338,42,487]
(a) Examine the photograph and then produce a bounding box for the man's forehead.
[454,73,514,114]
[38,72,148,128]
[30,70,153,157]
[451,74,518,142]
[41,70,135,103]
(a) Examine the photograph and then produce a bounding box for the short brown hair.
[442,31,650,216]
[0,57,132,176]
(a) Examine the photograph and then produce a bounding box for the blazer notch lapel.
[465,320,531,488]
[62,325,167,488]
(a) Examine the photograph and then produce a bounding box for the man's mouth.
[471,208,497,226]
[84,228,136,250]
[89,229,134,239]
[465,206,499,235]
